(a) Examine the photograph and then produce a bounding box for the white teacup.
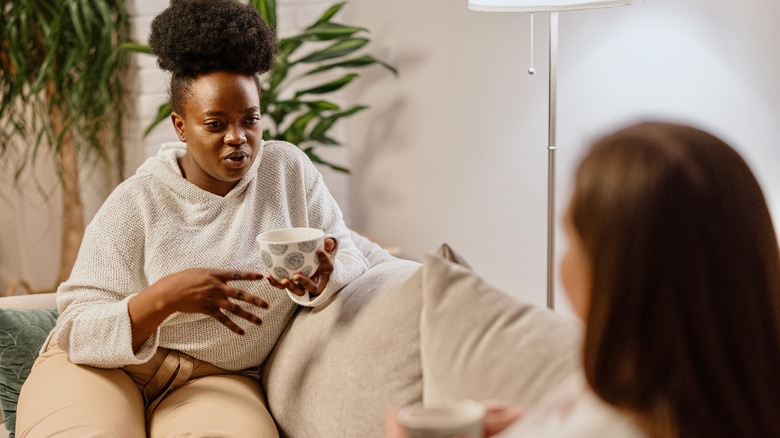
[398,400,485,438]
[256,227,325,281]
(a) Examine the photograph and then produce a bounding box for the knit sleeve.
[285,152,368,307]
[53,183,159,368]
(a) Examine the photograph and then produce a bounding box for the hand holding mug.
[257,227,338,297]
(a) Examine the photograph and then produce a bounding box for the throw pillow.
[420,244,583,407]
[0,308,58,437]
[262,255,424,438]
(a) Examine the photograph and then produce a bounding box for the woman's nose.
[224,126,246,146]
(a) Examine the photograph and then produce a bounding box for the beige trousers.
[16,340,279,438]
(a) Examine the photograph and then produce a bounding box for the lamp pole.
[546,11,558,309]
[467,0,642,310]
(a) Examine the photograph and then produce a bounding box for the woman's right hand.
[129,268,268,351]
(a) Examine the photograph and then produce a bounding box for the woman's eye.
[246,115,261,125]
[206,121,223,129]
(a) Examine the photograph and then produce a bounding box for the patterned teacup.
[256,228,325,281]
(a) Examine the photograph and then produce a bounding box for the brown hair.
[570,121,780,437]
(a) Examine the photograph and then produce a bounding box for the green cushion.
[0,308,58,437]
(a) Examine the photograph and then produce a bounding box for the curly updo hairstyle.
[148,0,277,114]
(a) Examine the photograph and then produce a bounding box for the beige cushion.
[420,245,582,407]
[261,254,423,437]
[0,293,57,310]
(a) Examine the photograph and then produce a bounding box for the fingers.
[265,244,338,297]
[211,294,267,334]
[212,269,264,283]
[385,409,410,438]
[272,276,308,297]
[227,302,264,327]
[209,308,249,336]
[324,236,339,254]
[230,287,269,310]
[314,248,335,294]
[482,402,523,437]
[266,275,292,291]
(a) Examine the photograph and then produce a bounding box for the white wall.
[345,0,780,311]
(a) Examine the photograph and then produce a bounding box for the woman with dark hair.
[387,121,780,437]
[568,121,780,437]
[17,0,368,436]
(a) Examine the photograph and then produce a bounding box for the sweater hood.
[136,141,264,203]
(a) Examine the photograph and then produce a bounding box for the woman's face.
[172,71,262,196]
[561,207,592,320]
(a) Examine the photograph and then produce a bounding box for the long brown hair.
[570,121,780,437]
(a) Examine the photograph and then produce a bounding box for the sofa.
[0,233,582,437]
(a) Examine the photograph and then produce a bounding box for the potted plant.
[125,0,396,173]
[0,0,129,290]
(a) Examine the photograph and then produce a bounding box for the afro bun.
[148,0,277,77]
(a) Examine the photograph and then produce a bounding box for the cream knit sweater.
[52,141,368,371]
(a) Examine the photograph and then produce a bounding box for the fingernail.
[261,302,269,309]
[237,329,245,336]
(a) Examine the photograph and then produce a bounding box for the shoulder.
[257,140,321,184]
[260,141,315,170]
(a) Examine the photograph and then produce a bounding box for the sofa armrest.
[0,293,57,310]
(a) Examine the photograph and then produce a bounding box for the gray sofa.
[0,233,582,437]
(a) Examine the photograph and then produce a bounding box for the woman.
[388,121,780,437]
[17,0,368,436]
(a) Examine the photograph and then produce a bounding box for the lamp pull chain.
[528,12,536,75]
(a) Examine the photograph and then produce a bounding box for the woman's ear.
[171,112,186,142]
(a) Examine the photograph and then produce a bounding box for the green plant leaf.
[294,38,369,64]
[268,99,303,128]
[304,147,350,174]
[309,2,346,28]
[120,42,152,54]
[309,104,368,140]
[317,136,341,146]
[294,73,359,97]
[250,0,277,31]
[282,111,318,145]
[278,38,303,59]
[303,100,340,113]
[305,54,398,76]
[144,102,172,138]
[288,23,367,42]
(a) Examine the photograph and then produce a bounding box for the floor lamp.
[468,0,642,309]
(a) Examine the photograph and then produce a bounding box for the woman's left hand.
[268,236,338,297]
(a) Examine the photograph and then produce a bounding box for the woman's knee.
[16,347,145,437]
[150,374,278,437]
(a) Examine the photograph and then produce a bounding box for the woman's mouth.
[223,152,249,169]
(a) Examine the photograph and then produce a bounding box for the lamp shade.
[468,0,642,12]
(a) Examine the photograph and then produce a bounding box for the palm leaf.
[294,38,369,64]
[144,102,173,137]
[305,54,398,76]
[250,0,277,31]
[294,73,359,97]
[288,23,367,42]
[310,2,345,28]
[309,105,368,140]
[120,42,153,54]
